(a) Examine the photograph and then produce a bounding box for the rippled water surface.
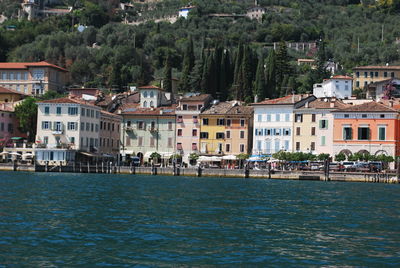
[1,172,400,266]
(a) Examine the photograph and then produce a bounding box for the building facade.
[353,65,400,90]
[313,75,353,99]
[176,94,212,164]
[199,101,253,156]
[332,101,400,162]
[251,95,316,155]
[99,111,122,156]
[0,87,27,103]
[35,97,103,164]
[0,61,68,96]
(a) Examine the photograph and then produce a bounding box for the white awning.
[160,152,173,158]
[198,156,222,162]
[222,155,237,160]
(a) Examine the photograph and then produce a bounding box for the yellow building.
[199,101,253,156]
[353,65,400,90]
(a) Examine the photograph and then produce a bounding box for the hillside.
[1,0,400,101]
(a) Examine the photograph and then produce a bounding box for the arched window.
[143,91,148,98]
[150,101,154,107]
[150,91,154,98]
[143,101,147,108]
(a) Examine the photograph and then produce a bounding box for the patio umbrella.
[9,152,21,156]
[22,153,34,158]
[0,152,8,156]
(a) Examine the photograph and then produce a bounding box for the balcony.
[148,126,158,133]
[52,130,63,135]
[125,126,135,132]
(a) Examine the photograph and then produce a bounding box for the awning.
[22,153,34,157]
[11,137,24,140]
[160,152,173,158]
[222,155,237,160]
[80,151,98,157]
[123,151,134,155]
[9,152,21,156]
[0,152,8,156]
[198,156,222,162]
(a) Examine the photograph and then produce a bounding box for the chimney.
[330,102,335,108]
[305,102,309,108]
[389,100,394,108]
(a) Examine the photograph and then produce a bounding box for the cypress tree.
[219,50,227,101]
[265,49,276,99]
[241,45,254,102]
[163,53,172,93]
[254,56,266,101]
[275,41,291,97]
[178,37,195,92]
[200,52,210,93]
[233,43,244,100]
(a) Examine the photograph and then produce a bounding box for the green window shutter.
[343,128,346,140]
[325,120,328,129]
[319,120,322,128]
[349,128,352,140]
[358,128,361,140]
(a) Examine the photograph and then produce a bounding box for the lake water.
[1,172,400,266]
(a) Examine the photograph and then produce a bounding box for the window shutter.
[255,128,258,136]
[349,128,352,139]
[367,128,370,140]
[319,120,322,128]
[358,128,361,140]
[325,120,328,129]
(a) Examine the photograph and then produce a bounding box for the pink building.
[176,94,213,164]
[0,103,26,147]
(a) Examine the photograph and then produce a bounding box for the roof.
[37,97,98,107]
[121,104,176,116]
[0,86,28,96]
[0,61,68,72]
[252,94,312,105]
[353,65,400,71]
[300,98,350,109]
[180,94,212,102]
[138,85,163,91]
[202,101,253,115]
[100,110,122,119]
[331,75,353,80]
[333,101,398,113]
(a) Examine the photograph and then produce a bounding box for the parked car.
[369,161,383,172]
[342,161,355,171]
[349,162,370,172]
[329,162,343,171]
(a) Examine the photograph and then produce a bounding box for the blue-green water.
[0,172,399,266]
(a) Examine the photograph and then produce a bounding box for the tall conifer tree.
[163,53,172,93]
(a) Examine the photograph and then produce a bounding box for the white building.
[251,95,316,155]
[178,6,195,18]
[35,97,103,165]
[313,75,353,99]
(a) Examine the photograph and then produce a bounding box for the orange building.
[332,101,400,160]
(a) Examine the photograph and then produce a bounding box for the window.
[265,128,272,136]
[177,129,183,136]
[240,144,245,153]
[362,114,367,118]
[192,129,197,136]
[168,121,173,130]
[364,72,367,78]
[296,127,301,136]
[358,127,370,140]
[126,136,131,146]
[356,81,360,88]
[296,142,300,151]
[311,114,316,122]
[284,140,289,151]
[226,144,231,152]
[96,111,99,118]
[321,136,326,146]
[311,127,316,136]
[44,136,48,144]
[86,122,90,131]
[198,105,203,110]
[138,121,145,130]
[70,137,75,144]
[240,130,245,139]
[375,72,379,77]
[177,116,183,123]
[343,127,352,140]
[283,128,290,136]
[168,138,173,148]
[295,114,303,123]
[42,121,50,130]
[143,91,148,98]
[91,110,94,118]
[192,143,197,151]
[226,119,231,126]
[0,122,3,131]
[200,132,209,139]
[44,106,50,115]
[285,114,290,122]
[275,140,280,152]
[391,72,395,78]
[54,122,62,131]
[81,108,85,116]
[310,142,315,151]
[345,85,349,91]
[370,72,374,78]
[203,118,209,125]
[258,114,262,122]
[216,132,225,139]
[319,120,328,129]
[138,137,143,147]
[80,122,84,131]
[380,114,385,118]
[226,131,231,139]
[384,72,388,78]
[56,107,62,115]
[267,114,271,122]
[9,72,14,80]
[356,72,360,78]
[344,114,349,118]
[68,107,78,115]
[276,114,280,122]
[96,124,99,132]
[150,101,154,107]
[378,126,386,141]
[91,123,94,132]
[67,122,77,130]
[182,104,188,110]
[150,137,155,147]
[275,128,281,136]
[217,119,225,126]
[150,91,154,98]
[240,119,245,127]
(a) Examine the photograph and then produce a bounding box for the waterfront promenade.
[0,163,398,183]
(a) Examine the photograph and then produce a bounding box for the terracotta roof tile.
[333,101,398,113]
[0,86,28,96]
[0,61,68,72]
[37,97,97,107]
[121,104,176,115]
[138,85,163,90]
[331,75,353,80]
[304,98,351,109]
[180,94,212,102]
[252,94,312,105]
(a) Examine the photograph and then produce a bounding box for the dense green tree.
[275,41,291,97]
[163,53,172,93]
[254,56,266,101]
[178,37,195,92]
[265,50,277,99]
[14,97,37,142]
